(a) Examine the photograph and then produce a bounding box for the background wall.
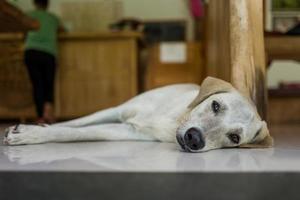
[8,0,195,40]
[268,61,300,88]
[9,0,300,87]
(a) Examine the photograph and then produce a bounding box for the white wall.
[122,0,194,40]
[9,0,194,40]
[267,61,300,88]
[14,0,300,87]
[8,0,33,11]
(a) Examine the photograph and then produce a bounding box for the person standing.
[24,0,63,123]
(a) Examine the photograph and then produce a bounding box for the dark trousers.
[24,50,56,118]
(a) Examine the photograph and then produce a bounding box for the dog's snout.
[184,128,205,150]
[176,134,185,150]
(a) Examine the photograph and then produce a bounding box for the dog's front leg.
[3,124,155,145]
[53,107,121,128]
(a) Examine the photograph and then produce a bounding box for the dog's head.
[176,77,273,152]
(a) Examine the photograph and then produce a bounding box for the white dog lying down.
[3,77,273,152]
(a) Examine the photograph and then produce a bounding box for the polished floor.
[0,123,300,172]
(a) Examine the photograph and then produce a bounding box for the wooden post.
[205,0,267,119]
[230,0,267,119]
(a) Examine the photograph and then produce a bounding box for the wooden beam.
[206,0,267,119]
[230,0,267,119]
[205,0,231,82]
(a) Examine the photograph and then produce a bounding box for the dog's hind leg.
[53,107,122,128]
[4,123,155,145]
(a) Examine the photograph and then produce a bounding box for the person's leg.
[41,53,56,123]
[24,50,45,120]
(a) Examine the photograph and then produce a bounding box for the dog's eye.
[228,134,240,144]
[211,100,220,113]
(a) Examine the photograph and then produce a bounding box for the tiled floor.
[0,123,300,172]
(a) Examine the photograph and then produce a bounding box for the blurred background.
[0,0,299,126]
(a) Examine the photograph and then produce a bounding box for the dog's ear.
[188,77,235,109]
[240,121,274,148]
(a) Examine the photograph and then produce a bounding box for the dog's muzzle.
[176,127,205,152]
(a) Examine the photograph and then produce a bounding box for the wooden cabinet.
[144,42,204,90]
[0,32,140,120]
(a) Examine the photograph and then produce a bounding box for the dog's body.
[3,77,273,152]
[4,84,199,144]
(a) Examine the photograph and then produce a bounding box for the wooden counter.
[0,31,142,40]
[0,31,141,120]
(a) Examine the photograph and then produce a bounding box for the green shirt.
[25,10,60,57]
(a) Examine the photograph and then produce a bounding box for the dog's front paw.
[3,124,47,146]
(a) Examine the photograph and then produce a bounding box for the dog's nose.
[184,128,205,150]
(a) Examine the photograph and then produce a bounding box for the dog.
[3,77,273,152]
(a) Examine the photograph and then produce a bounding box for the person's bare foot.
[43,102,55,124]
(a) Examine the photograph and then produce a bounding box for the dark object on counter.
[279,81,300,90]
[110,19,186,45]
[143,20,186,44]
[286,23,300,35]
[269,81,300,98]
[109,18,142,31]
